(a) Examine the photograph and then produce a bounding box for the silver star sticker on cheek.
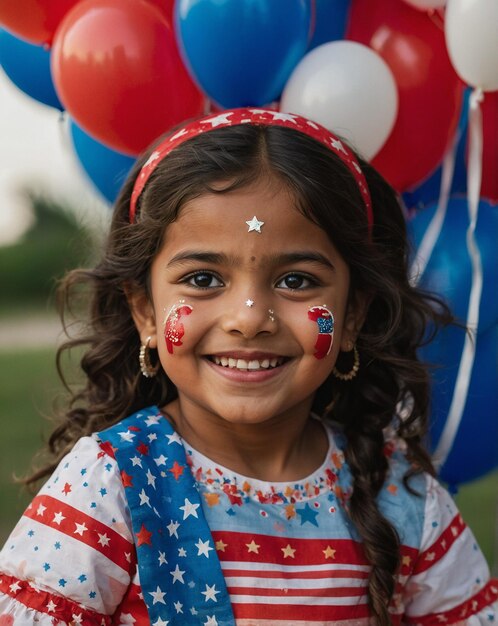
[245,299,254,307]
[245,216,264,233]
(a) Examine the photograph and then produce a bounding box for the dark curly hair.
[27,123,453,625]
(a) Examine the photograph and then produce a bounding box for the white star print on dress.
[0,406,496,625]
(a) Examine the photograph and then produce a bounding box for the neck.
[162,400,328,483]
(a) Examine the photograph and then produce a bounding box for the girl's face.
[131,178,365,429]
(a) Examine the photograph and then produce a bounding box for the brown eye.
[284,275,304,289]
[186,272,223,289]
[276,273,315,290]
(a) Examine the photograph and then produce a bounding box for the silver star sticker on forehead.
[245,216,264,233]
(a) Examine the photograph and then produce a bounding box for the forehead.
[161,179,339,260]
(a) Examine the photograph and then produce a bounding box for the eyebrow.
[167,251,234,267]
[166,250,336,272]
[271,252,336,272]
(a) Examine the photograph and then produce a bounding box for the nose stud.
[243,300,276,323]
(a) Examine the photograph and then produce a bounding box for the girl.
[0,108,496,626]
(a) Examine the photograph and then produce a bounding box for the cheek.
[307,306,335,360]
[163,302,193,355]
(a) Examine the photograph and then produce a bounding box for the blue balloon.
[402,89,470,211]
[421,322,498,486]
[70,121,136,205]
[409,197,498,485]
[409,197,498,334]
[0,28,63,111]
[308,0,351,50]
[176,0,312,108]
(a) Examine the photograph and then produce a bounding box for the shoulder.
[402,472,498,622]
[96,405,169,449]
[1,434,134,556]
[373,435,498,623]
[323,421,429,548]
[37,434,128,519]
[0,434,137,622]
[375,429,430,549]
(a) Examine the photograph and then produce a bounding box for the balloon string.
[493,493,498,576]
[432,87,484,471]
[427,9,445,31]
[308,0,317,43]
[57,110,72,153]
[409,113,461,286]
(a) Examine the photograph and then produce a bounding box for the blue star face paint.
[307,306,335,360]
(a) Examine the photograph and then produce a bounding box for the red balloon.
[481,91,498,203]
[0,0,82,45]
[347,0,464,192]
[144,0,175,24]
[51,0,204,156]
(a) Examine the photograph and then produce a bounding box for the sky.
[0,69,108,246]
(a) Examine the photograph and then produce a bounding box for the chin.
[214,405,276,426]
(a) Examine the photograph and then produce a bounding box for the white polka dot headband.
[129,108,373,230]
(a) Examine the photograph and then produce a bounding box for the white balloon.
[280,41,398,160]
[403,0,446,9]
[445,0,498,91]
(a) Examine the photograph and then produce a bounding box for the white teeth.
[211,356,285,370]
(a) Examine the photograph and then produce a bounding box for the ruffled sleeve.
[402,474,498,625]
[0,436,137,625]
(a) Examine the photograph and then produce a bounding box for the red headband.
[129,108,373,229]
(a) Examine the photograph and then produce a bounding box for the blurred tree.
[0,194,98,313]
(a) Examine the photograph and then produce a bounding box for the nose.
[220,294,276,339]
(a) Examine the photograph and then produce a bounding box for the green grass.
[0,348,496,571]
[456,470,498,572]
[0,348,61,539]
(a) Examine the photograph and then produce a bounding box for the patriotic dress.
[0,406,497,626]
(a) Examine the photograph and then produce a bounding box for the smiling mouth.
[207,356,289,371]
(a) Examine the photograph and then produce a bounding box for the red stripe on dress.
[222,567,370,580]
[212,530,369,566]
[214,530,418,574]
[0,572,111,626]
[23,494,136,572]
[113,582,149,623]
[407,579,498,625]
[233,599,370,621]
[399,545,419,577]
[411,513,466,575]
[227,585,367,598]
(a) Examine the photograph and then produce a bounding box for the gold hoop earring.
[139,336,160,378]
[332,345,360,381]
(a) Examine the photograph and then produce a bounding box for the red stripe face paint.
[307,306,335,360]
[164,303,193,354]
